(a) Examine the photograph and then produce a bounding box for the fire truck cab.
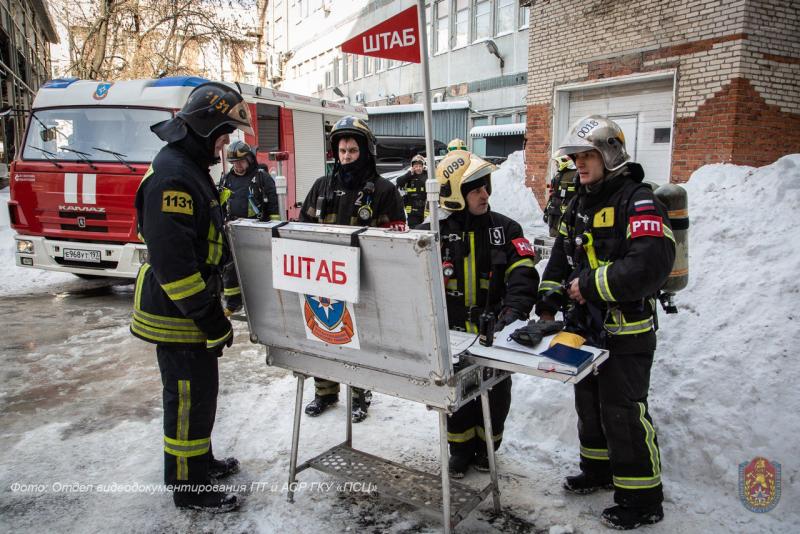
[9,76,365,278]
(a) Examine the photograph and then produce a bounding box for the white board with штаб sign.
[271,237,361,303]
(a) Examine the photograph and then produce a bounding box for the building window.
[375,57,383,72]
[496,0,514,35]
[495,115,513,125]
[435,0,449,53]
[363,55,371,76]
[472,116,489,156]
[341,54,349,83]
[325,69,331,88]
[352,53,359,78]
[387,59,396,69]
[517,112,527,124]
[474,0,492,41]
[653,127,671,143]
[519,5,530,29]
[454,0,469,48]
[333,57,339,85]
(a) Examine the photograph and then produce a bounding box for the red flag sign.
[341,5,421,63]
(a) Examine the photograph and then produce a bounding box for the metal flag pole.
[416,0,440,235]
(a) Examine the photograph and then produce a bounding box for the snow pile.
[490,151,549,239]
[1,154,798,533]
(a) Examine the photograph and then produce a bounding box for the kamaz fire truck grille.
[59,211,107,220]
[54,258,118,269]
[60,224,108,233]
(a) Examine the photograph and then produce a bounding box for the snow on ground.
[1,154,798,533]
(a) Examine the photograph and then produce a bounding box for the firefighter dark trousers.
[447,376,512,456]
[314,377,367,401]
[222,263,242,311]
[574,350,663,507]
[157,346,218,486]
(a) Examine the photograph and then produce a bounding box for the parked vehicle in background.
[9,76,364,278]
[374,135,447,175]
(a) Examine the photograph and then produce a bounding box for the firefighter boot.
[448,452,474,479]
[601,504,664,530]
[563,471,613,494]
[304,394,338,417]
[351,390,372,423]
[473,451,491,473]
[173,490,241,513]
[209,457,240,479]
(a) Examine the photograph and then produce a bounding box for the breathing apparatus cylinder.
[654,183,689,293]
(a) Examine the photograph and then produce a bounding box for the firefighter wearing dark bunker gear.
[219,140,280,315]
[419,150,539,478]
[299,115,406,423]
[131,82,254,513]
[395,154,428,227]
[537,115,675,529]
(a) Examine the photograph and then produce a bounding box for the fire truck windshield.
[22,107,172,164]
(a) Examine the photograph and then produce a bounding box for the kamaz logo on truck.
[58,205,106,213]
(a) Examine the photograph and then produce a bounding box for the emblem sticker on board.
[301,294,360,349]
[93,82,113,100]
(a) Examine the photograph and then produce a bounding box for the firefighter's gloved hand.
[494,307,525,333]
[510,319,565,347]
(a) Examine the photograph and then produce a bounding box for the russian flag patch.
[634,199,655,213]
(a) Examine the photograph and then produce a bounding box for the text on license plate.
[63,248,101,263]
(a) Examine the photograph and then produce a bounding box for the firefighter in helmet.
[218,140,279,315]
[395,154,429,227]
[543,154,578,237]
[447,138,467,152]
[418,149,539,478]
[299,115,405,423]
[536,115,675,529]
[131,82,254,512]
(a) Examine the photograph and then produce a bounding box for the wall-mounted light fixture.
[485,40,505,70]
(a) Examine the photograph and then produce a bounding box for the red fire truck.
[8,76,366,278]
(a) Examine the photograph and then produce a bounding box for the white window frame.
[519,5,530,29]
[452,0,470,49]
[495,0,515,37]
[472,0,493,43]
[434,0,449,55]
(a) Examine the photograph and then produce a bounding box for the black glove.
[195,308,233,355]
[494,307,525,333]
[509,319,565,347]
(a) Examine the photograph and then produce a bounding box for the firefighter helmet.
[553,154,576,172]
[447,138,467,152]
[554,115,629,171]
[177,82,254,138]
[435,150,496,211]
[411,154,425,166]
[329,116,376,157]
[227,140,256,162]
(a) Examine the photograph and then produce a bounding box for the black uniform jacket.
[300,167,405,228]
[131,142,232,349]
[537,163,676,353]
[395,169,428,224]
[419,209,539,333]
[219,165,279,221]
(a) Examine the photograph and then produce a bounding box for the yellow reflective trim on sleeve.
[219,188,232,206]
[405,205,412,214]
[479,278,490,290]
[447,427,476,443]
[161,190,194,215]
[269,214,281,221]
[539,280,563,294]
[504,258,535,281]
[134,263,149,312]
[594,264,616,302]
[663,225,676,244]
[223,287,241,297]
[558,221,568,236]
[161,272,206,301]
[206,328,232,349]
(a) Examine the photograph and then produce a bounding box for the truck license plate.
[63,248,101,263]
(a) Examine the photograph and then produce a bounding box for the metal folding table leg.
[480,390,501,512]
[438,410,452,533]
[287,374,306,503]
[346,385,353,446]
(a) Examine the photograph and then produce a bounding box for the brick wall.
[525,0,800,205]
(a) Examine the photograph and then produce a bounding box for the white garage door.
[292,110,326,204]
[567,78,674,184]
